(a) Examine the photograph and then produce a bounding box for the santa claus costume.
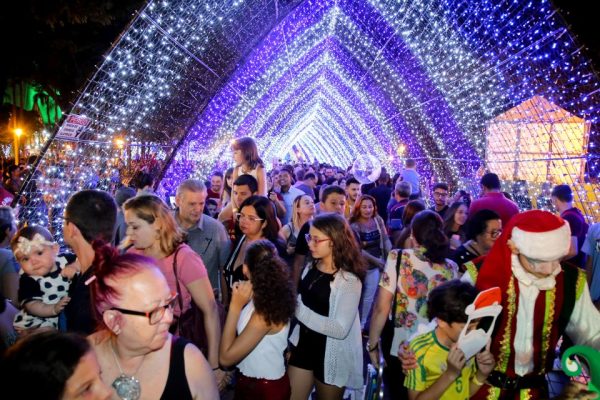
[472,210,600,399]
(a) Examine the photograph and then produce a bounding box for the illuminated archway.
[18,0,600,230]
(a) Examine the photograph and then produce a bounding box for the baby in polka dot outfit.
[11,225,78,333]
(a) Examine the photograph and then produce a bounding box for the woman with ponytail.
[367,210,458,399]
[219,240,296,399]
[88,244,218,400]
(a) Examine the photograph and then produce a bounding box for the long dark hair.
[311,213,366,281]
[402,200,426,228]
[0,331,91,399]
[394,200,426,248]
[411,210,449,264]
[238,195,279,242]
[442,201,467,241]
[223,167,234,197]
[244,240,295,326]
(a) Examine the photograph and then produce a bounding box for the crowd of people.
[0,136,599,400]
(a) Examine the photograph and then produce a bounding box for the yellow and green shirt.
[405,330,476,400]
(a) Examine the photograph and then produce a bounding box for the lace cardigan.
[289,266,363,389]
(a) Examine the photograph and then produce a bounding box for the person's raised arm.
[219,281,271,367]
[295,273,361,339]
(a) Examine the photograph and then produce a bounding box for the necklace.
[307,263,335,291]
[110,339,146,400]
[307,270,326,291]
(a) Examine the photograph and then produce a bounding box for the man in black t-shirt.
[63,190,117,334]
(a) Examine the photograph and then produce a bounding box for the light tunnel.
[19,0,600,228]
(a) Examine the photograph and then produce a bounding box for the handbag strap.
[224,235,246,288]
[374,216,386,256]
[390,251,402,321]
[171,244,185,315]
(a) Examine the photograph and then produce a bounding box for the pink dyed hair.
[90,242,161,330]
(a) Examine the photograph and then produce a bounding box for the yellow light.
[396,144,406,156]
[15,128,23,137]
[114,138,125,149]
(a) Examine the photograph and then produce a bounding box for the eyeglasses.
[433,192,448,197]
[110,293,178,325]
[235,213,264,222]
[485,229,503,238]
[305,234,331,245]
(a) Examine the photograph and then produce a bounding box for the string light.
[16,0,600,234]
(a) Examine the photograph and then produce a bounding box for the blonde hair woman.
[122,195,226,389]
[279,194,315,255]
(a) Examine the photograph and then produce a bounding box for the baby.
[11,225,78,332]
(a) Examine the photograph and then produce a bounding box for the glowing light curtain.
[487,96,589,183]
[14,0,600,237]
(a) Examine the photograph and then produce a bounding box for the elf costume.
[470,210,600,399]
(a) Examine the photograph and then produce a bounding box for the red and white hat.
[477,210,570,293]
[510,212,571,261]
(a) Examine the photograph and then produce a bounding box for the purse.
[171,244,226,356]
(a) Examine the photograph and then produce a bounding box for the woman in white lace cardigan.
[288,213,366,400]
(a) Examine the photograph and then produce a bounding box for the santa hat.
[477,210,570,294]
[470,287,501,310]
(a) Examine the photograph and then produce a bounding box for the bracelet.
[366,341,379,352]
[472,375,485,386]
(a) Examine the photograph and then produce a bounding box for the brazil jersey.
[405,330,476,399]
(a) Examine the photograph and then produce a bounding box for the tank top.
[160,336,193,400]
[236,301,290,379]
[284,222,299,248]
[235,165,259,180]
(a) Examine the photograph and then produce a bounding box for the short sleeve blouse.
[132,244,208,315]
[379,248,458,355]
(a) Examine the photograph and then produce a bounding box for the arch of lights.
[17,0,600,242]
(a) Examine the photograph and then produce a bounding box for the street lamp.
[14,128,23,165]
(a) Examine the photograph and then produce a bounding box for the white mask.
[457,287,503,360]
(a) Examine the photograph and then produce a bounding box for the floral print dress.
[379,247,458,356]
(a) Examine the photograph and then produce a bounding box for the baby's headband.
[16,233,55,255]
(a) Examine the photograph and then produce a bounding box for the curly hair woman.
[219,240,296,399]
[288,213,366,400]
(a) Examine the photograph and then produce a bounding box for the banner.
[56,114,91,139]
